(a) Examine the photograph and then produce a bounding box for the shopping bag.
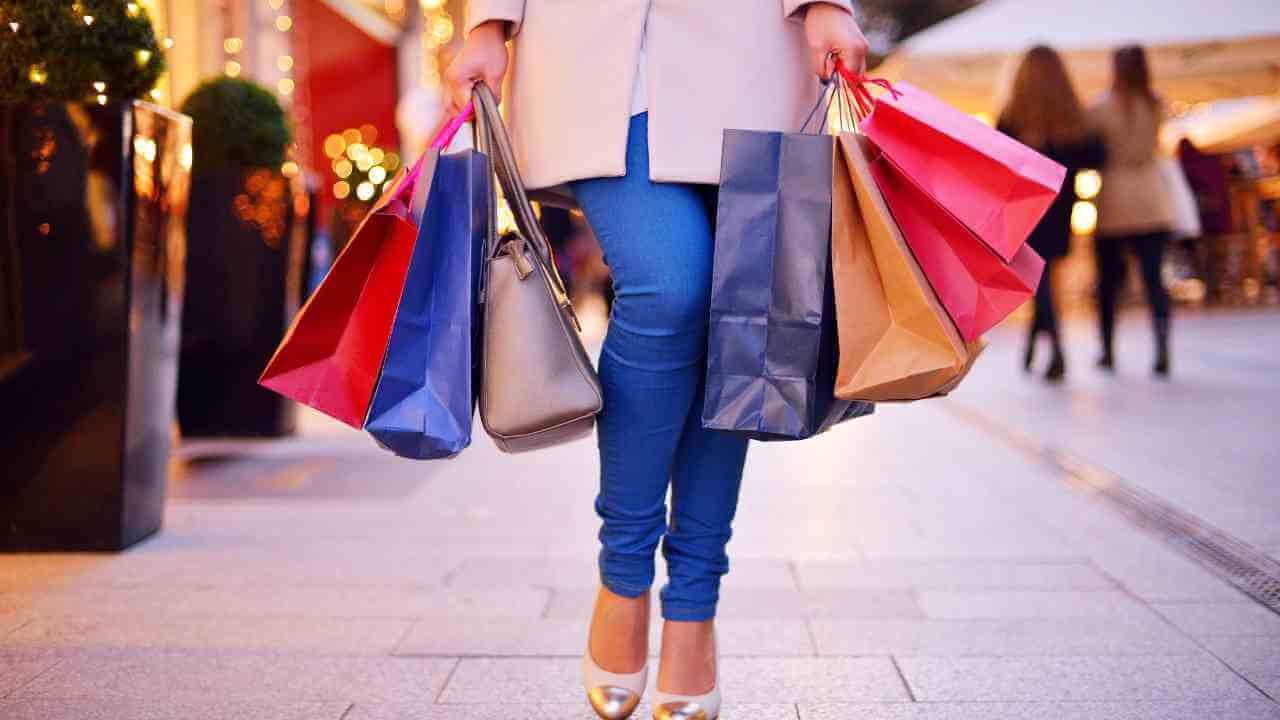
[702,128,873,441]
[831,132,976,401]
[858,79,1066,263]
[1159,156,1202,239]
[364,147,489,459]
[259,104,474,428]
[868,147,1046,343]
[257,157,425,427]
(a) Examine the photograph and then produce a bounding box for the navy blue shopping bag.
[365,147,490,459]
[702,128,873,441]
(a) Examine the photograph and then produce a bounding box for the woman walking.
[446,3,868,719]
[997,45,1105,382]
[1089,45,1175,376]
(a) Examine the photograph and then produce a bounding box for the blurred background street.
[3,310,1278,718]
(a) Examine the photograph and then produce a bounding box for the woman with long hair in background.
[1089,45,1175,376]
[998,45,1105,381]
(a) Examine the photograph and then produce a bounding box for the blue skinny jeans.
[571,113,749,622]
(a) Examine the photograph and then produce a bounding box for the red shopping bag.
[858,79,1066,263]
[259,105,474,427]
[869,149,1044,342]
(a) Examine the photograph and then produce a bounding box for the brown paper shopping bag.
[831,133,977,402]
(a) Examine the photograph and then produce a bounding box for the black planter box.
[177,168,307,438]
[0,101,191,551]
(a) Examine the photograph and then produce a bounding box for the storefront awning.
[1162,96,1280,154]
[877,0,1280,114]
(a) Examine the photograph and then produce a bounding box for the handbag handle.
[471,83,572,303]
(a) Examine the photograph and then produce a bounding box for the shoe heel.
[652,629,719,720]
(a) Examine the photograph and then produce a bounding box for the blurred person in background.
[1176,138,1231,302]
[445,3,868,719]
[998,45,1104,382]
[1089,44,1175,376]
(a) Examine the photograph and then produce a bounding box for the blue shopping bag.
[702,128,873,441]
[365,147,490,459]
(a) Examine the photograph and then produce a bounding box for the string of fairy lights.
[209,0,455,203]
[17,1,172,106]
[220,1,294,100]
[417,0,454,89]
[219,0,305,178]
[320,0,455,203]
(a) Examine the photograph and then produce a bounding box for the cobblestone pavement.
[2,309,1278,719]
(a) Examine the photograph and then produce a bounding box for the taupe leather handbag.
[472,84,603,453]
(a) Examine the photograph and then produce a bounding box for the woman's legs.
[1094,236,1127,368]
[1094,232,1171,373]
[571,114,748,687]
[1037,259,1065,380]
[1026,259,1058,373]
[1131,231,1172,375]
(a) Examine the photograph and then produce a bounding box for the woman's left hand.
[803,3,869,80]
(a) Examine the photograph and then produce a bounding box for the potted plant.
[0,0,191,549]
[177,77,307,438]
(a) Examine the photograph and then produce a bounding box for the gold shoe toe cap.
[587,685,641,720]
[652,702,708,720]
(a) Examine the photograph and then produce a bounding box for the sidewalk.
[2,310,1278,719]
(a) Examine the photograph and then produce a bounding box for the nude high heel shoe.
[583,649,648,720]
[651,629,719,720]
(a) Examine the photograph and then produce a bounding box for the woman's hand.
[443,20,509,115]
[803,3,869,79]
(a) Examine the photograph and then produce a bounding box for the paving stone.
[394,618,586,656]
[129,541,461,588]
[915,590,1149,619]
[444,557,601,589]
[545,586,923,620]
[346,701,799,719]
[1087,550,1248,603]
[812,615,1200,656]
[445,556,797,591]
[437,657,581,703]
[0,651,64,698]
[7,615,414,655]
[715,657,908,703]
[0,604,34,636]
[689,619,815,657]
[11,650,457,703]
[791,588,925,619]
[7,315,1276,714]
[1198,635,1280,698]
[794,560,1112,590]
[896,655,1264,702]
[394,617,815,657]
[0,554,166,593]
[21,585,550,620]
[1152,602,1280,636]
[0,698,350,720]
[800,700,1280,719]
[439,656,906,704]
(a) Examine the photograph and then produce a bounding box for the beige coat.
[464,0,854,190]
[1089,92,1174,236]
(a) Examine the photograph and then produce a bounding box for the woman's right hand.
[444,20,510,115]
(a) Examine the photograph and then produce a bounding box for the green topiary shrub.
[179,77,292,174]
[0,0,166,105]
